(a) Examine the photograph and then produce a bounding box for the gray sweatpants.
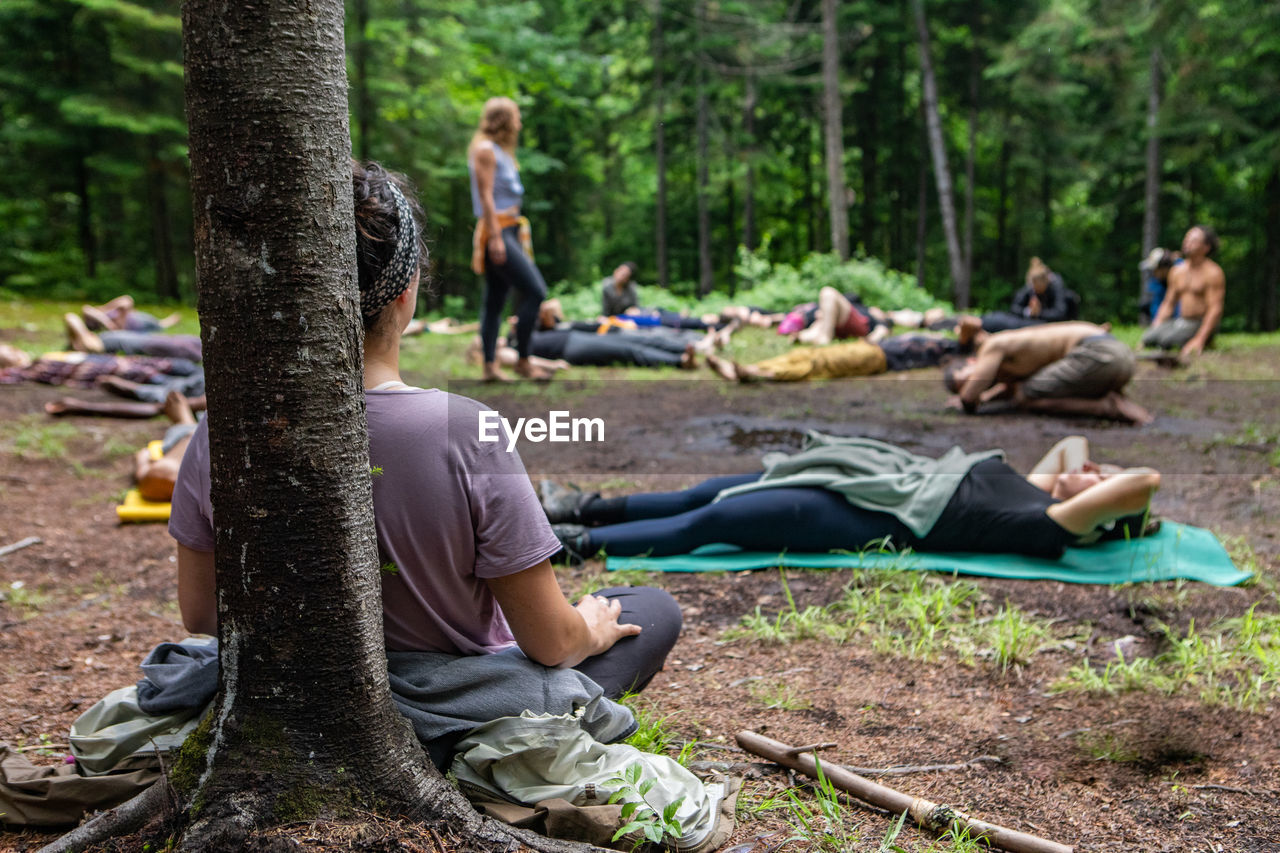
[1141,317,1203,350]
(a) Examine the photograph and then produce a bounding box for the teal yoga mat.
[606,522,1250,586]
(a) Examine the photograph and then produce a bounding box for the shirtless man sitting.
[1140,225,1225,358]
[943,321,1152,425]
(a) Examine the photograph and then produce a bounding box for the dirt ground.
[2,348,1278,852]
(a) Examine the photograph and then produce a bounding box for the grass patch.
[618,693,696,766]
[748,679,812,711]
[1,415,79,461]
[724,566,1062,674]
[1077,731,1142,763]
[1053,605,1280,710]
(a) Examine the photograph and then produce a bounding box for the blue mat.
[606,522,1250,586]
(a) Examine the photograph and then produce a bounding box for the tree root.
[37,781,172,853]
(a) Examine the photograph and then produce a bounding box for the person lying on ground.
[707,315,985,383]
[171,159,680,708]
[942,320,1152,425]
[402,316,481,336]
[45,393,207,418]
[783,287,889,346]
[2,348,200,392]
[135,391,200,502]
[464,335,571,375]
[536,298,735,358]
[1140,224,1225,358]
[539,433,1161,563]
[718,304,786,329]
[64,312,202,362]
[472,326,703,371]
[82,295,181,333]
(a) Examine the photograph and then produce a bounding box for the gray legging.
[1140,316,1204,350]
[480,224,547,362]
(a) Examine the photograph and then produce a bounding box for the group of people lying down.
[26,161,1161,787]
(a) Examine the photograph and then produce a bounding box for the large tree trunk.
[821,0,849,260]
[145,136,179,301]
[175,2,520,848]
[695,1,713,296]
[653,0,669,287]
[995,135,1010,282]
[912,0,967,307]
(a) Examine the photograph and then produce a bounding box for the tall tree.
[913,0,968,307]
[695,0,713,295]
[821,0,849,259]
[653,0,670,287]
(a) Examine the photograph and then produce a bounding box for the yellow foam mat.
[148,439,164,461]
[116,487,171,523]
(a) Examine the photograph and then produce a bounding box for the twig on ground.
[0,536,42,557]
[737,730,1073,853]
[37,781,170,853]
[785,742,837,756]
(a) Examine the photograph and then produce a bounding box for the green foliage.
[780,757,868,852]
[606,762,686,850]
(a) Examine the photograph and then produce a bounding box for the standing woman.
[468,97,550,381]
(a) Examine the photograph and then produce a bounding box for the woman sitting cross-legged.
[169,160,681,764]
[541,434,1160,563]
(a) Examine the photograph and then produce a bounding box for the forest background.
[1,0,1277,331]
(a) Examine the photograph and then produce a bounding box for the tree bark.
[176,1,506,847]
[695,1,713,296]
[995,135,1010,282]
[821,0,849,260]
[653,0,669,287]
[912,0,967,307]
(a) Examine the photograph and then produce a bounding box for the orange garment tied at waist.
[472,214,534,275]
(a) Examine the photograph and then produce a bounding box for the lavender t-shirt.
[168,388,561,655]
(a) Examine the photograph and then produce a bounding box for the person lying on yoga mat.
[539,433,1160,564]
[169,159,680,703]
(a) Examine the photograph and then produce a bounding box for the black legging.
[480,224,547,362]
[580,474,913,558]
[573,586,683,698]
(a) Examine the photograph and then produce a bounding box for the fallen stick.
[0,536,42,558]
[737,731,1072,853]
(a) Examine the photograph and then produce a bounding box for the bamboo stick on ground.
[736,731,1073,853]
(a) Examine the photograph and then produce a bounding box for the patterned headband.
[361,181,420,319]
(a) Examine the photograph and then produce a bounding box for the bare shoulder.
[471,140,496,166]
[1206,258,1226,287]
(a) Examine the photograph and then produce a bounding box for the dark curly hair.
[351,159,429,330]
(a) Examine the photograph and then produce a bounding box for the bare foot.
[706,353,738,381]
[163,390,196,425]
[513,359,553,382]
[679,344,698,370]
[1108,393,1154,426]
[44,400,69,416]
[157,312,182,329]
[482,365,512,383]
[81,304,114,331]
[64,312,104,353]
